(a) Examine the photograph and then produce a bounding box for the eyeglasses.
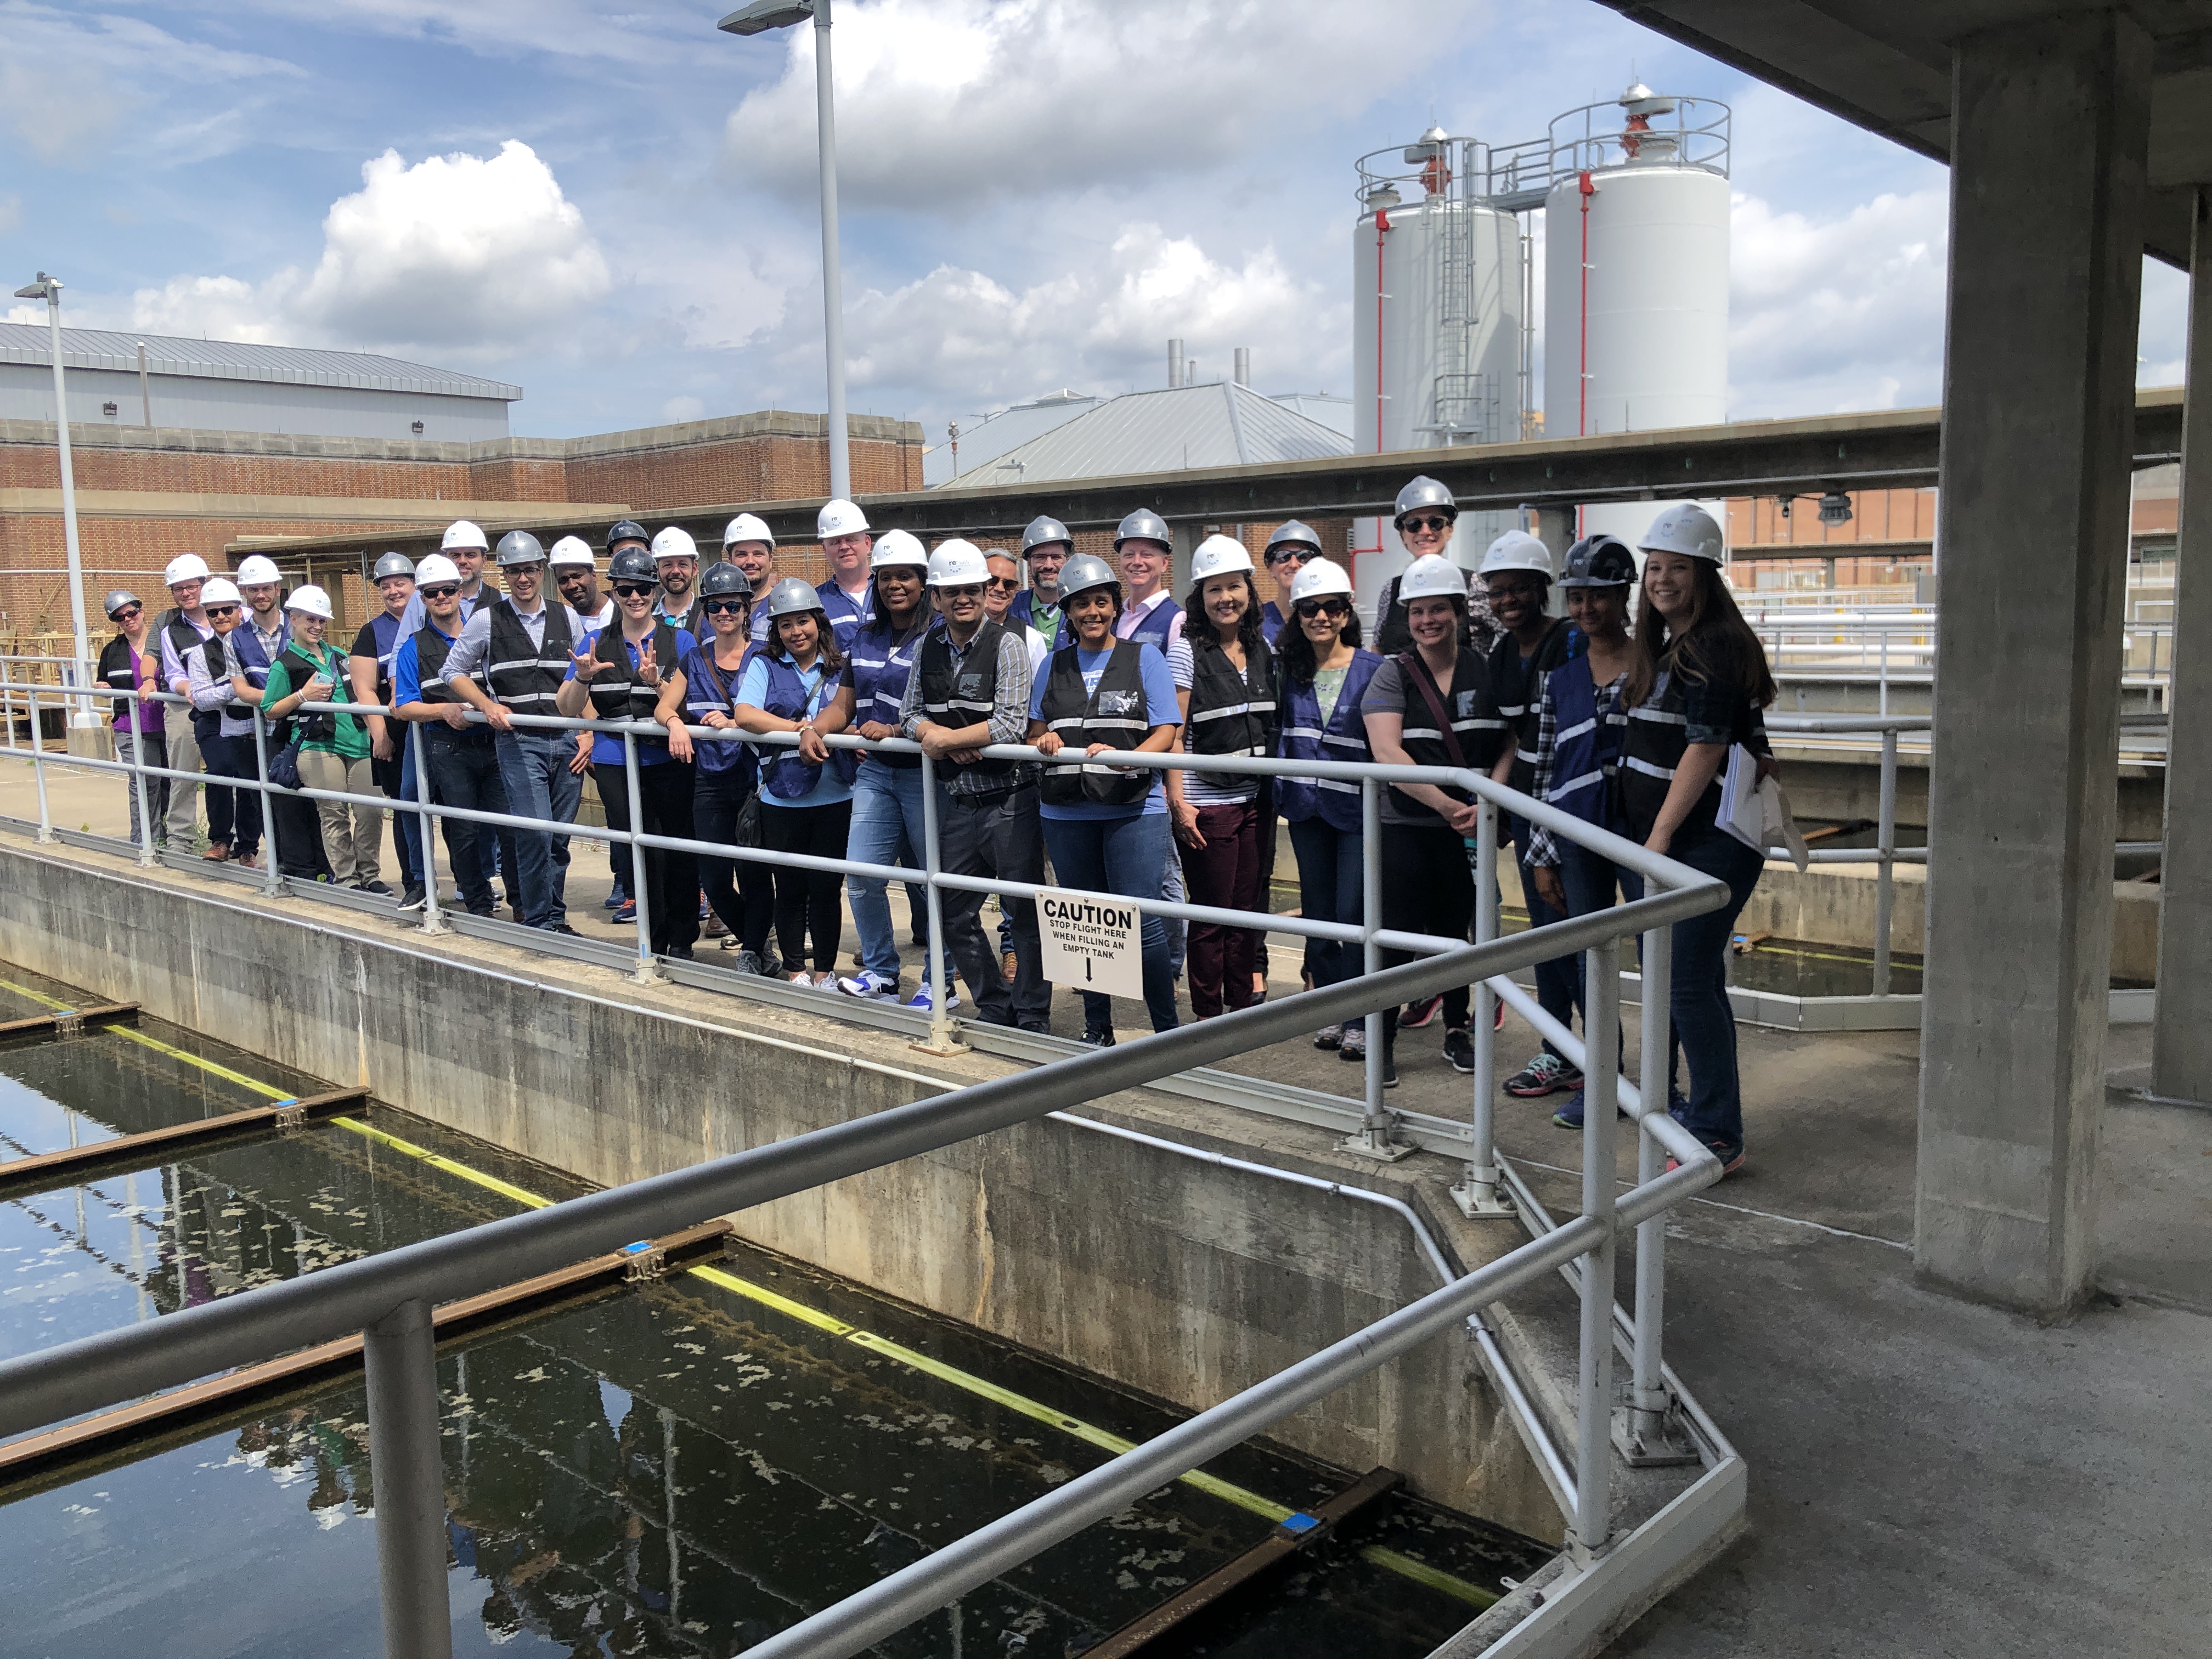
[1293,598,1350,620]
[1265,548,1307,567]
[419,584,460,600]
[111,606,143,622]
[204,605,239,618]
[985,577,1020,591]
[612,582,657,599]
[702,597,748,615]
[938,583,985,599]
[1401,514,1453,534]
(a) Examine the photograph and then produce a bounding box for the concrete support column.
[1916,11,2151,1316]
[2154,190,2212,1103]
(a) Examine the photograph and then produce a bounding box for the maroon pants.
[1180,798,1265,1019]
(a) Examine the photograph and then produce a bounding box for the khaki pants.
[298,749,382,884]
[163,716,204,847]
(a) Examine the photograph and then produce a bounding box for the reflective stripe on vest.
[484,599,573,711]
[1544,655,1629,829]
[1038,640,1152,807]
[1274,649,1381,831]
[917,619,1021,784]
[1186,635,1277,788]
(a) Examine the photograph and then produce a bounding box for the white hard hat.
[1638,503,1725,564]
[415,554,462,586]
[723,512,774,549]
[234,554,283,586]
[284,584,334,620]
[871,528,929,569]
[927,538,990,588]
[1477,531,1551,580]
[548,535,595,568]
[1190,534,1254,583]
[651,526,699,563]
[200,578,241,606]
[441,519,489,552]
[1290,559,1354,604]
[818,499,870,538]
[1397,554,1467,603]
[164,554,211,586]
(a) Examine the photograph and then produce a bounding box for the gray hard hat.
[1022,515,1074,555]
[1057,552,1121,605]
[1392,475,1458,527]
[103,589,141,619]
[494,530,546,567]
[1114,508,1170,550]
[1561,534,1637,589]
[371,551,416,582]
[1265,520,1322,556]
[766,575,822,619]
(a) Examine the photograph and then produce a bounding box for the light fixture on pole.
[14,272,93,726]
[1817,489,1853,527]
[719,0,851,505]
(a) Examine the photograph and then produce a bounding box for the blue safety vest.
[1259,600,1289,648]
[1121,595,1181,651]
[816,579,872,652]
[847,617,927,770]
[757,655,859,798]
[1009,590,1069,652]
[1274,650,1382,832]
[1544,654,1631,833]
[680,641,759,785]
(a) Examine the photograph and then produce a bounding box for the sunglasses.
[111,606,143,622]
[1265,549,1307,567]
[938,583,985,599]
[985,577,1020,591]
[612,582,657,599]
[204,605,239,618]
[1294,598,1350,620]
[1402,514,1454,534]
[702,597,749,615]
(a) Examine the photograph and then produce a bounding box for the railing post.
[128,692,155,867]
[1616,921,1695,1466]
[622,730,661,984]
[252,711,282,896]
[1453,797,1511,1215]
[408,716,448,935]
[1874,727,1897,997]
[27,686,54,843]
[913,751,964,1054]
[363,1298,453,1659]
[1571,939,1619,1560]
[1341,774,1408,1161]
[1878,629,1890,716]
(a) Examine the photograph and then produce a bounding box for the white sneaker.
[904,980,962,1012]
[836,970,901,1001]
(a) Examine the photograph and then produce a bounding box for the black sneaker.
[545,922,581,937]
[1017,1018,1053,1035]
[355,879,394,898]
[1505,1052,1579,1097]
[1313,1023,1343,1051]
[1080,1027,1116,1048]
[665,945,695,962]
[1381,1053,1398,1089]
[1443,1027,1475,1074]
[398,884,427,913]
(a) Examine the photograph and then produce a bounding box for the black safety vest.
[1617,659,1762,845]
[1488,618,1577,799]
[273,645,341,746]
[198,633,255,721]
[916,619,1024,788]
[160,611,208,687]
[1386,648,1508,825]
[483,599,572,712]
[413,626,463,706]
[1184,635,1277,789]
[1038,640,1154,808]
[97,634,141,724]
[588,621,681,727]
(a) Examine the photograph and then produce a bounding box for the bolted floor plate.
[1612,1403,1704,1467]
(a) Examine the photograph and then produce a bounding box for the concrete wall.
[0,836,1558,1543]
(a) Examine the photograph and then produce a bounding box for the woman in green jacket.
[260,585,386,893]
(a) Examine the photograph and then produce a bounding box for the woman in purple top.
[97,589,170,845]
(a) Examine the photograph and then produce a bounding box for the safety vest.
[1259,600,1289,648]
[587,620,682,735]
[196,631,261,732]
[1544,655,1631,833]
[815,579,872,651]
[655,594,708,641]
[916,619,1026,792]
[1183,635,1277,789]
[97,635,144,725]
[411,624,465,707]
[1009,590,1068,652]
[272,643,344,748]
[1037,640,1153,808]
[679,640,758,785]
[1274,649,1382,831]
[847,616,927,769]
[483,598,572,713]
[161,611,210,685]
[1386,647,1507,824]
[364,612,405,707]
[1488,619,1578,800]
[1619,662,1752,844]
[755,655,858,799]
[1121,594,1181,651]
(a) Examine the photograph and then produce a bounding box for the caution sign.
[1036,891,1143,1001]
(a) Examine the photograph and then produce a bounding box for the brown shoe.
[202,843,230,862]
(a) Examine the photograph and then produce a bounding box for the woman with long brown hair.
[1616,505,1776,1176]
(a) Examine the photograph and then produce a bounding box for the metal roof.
[0,323,522,401]
[924,390,1102,487]
[972,382,1350,486]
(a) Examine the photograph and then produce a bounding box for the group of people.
[97,476,1775,1172]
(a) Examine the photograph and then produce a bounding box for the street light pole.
[720,0,851,503]
[15,272,92,721]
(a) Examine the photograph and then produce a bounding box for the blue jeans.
[1285,816,1362,990]
[1657,831,1764,1154]
[494,730,583,928]
[380,725,423,888]
[1041,812,1180,1035]
[845,761,930,980]
[1515,833,1579,1060]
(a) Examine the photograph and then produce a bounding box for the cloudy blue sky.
[0,0,2191,443]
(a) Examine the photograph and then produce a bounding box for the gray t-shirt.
[1360,654,1472,828]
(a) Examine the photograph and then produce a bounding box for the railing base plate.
[1338,1131,1416,1164]
[1612,1404,1703,1468]
[1449,1179,1517,1219]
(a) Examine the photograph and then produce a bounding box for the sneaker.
[1016,1018,1053,1035]
[1313,1023,1343,1052]
[603,888,625,910]
[399,884,427,913]
[613,900,637,924]
[837,970,901,1002]
[1553,1090,1585,1131]
[1668,1142,1745,1178]
[545,923,581,937]
[1400,994,1443,1030]
[904,980,963,1013]
[1381,1053,1398,1089]
[355,879,393,897]
[1443,1027,1475,1074]
[1338,1025,1367,1060]
[665,946,695,962]
[1080,1027,1116,1048]
[732,949,766,976]
[719,933,741,951]
[1505,1052,1581,1099]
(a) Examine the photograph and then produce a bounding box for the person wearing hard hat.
[550,537,612,632]
[1258,521,1323,647]
[1026,552,1184,1043]
[182,578,265,867]
[155,552,216,850]
[98,588,169,846]
[1607,504,1774,1176]
[1010,516,1073,651]
[349,553,427,906]
[233,555,289,662]
[720,514,780,645]
[391,554,519,918]
[896,538,1048,1030]
[650,525,707,640]
[1372,478,1499,657]
[1359,554,1516,1087]
[558,546,701,957]
[391,520,497,645]
[734,576,859,986]
[798,531,934,999]
[814,499,874,651]
[1113,507,1190,981]
[443,531,591,933]
[1272,558,1384,1052]
[261,585,385,892]
[1163,534,1277,1021]
[229,551,330,881]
